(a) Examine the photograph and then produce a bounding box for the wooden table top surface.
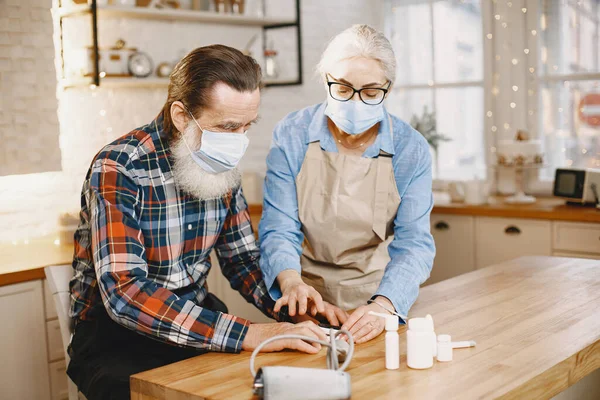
[131,256,600,400]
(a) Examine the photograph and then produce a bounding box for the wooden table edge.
[131,374,197,400]
[499,339,600,400]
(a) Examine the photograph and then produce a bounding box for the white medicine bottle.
[406,317,434,369]
[426,314,437,357]
[368,312,399,370]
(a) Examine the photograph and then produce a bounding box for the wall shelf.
[60,76,169,89]
[55,4,296,27]
[55,0,302,88]
[60,76,299,89]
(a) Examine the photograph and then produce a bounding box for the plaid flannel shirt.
[70,115,286,353]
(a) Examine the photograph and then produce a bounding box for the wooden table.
[131,256,600,399]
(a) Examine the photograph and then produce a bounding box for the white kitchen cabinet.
[426,214,475,285]
[44,279,58,320]
[475,217,552,269]
[0,280,51,400]
[42,279,70,400]
[553,221,600,256]
[47,319,65,362]
[48,360,69,400]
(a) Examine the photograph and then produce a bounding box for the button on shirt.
[70,115,286,353]
[258,102,436,318]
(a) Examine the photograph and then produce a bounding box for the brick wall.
[0,0,383,243]
[0,0,61,176]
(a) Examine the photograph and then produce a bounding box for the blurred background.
[0,0,599,243]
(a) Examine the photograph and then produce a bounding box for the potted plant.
[410,106,451,177]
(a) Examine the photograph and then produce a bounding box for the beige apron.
[296,123,401,310]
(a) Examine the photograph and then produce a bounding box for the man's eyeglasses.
[326,77,391,105]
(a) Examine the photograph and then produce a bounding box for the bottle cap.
[408,317,433,332]
[437,336,453,362]
[437,334,451,343]
[426,314,434,330]
[368,311,398,331]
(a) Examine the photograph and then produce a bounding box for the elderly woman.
[259,25,435,343]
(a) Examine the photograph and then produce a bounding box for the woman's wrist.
[370,296,395,314]
[277,269,302,291]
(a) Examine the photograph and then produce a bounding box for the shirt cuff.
[368,295,407,324]
[260,255,301,301]
[210,313,251,353]
[374,274,420,321]
[372,289,408,323]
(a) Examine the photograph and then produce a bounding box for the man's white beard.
[170,123,242,200]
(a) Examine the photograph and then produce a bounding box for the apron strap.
[373,152,392,240]
[372,116,395,241]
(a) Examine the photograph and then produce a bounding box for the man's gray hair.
[316,24,397,84]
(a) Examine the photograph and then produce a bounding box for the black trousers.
[67,294,228,400]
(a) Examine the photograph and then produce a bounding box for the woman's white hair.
[316,24,396,84]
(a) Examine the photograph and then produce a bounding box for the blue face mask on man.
[324,96,386,135]
[181,108,249,174]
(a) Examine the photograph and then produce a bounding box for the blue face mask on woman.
[324,97,385,135]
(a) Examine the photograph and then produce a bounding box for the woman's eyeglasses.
[326,78,391,105]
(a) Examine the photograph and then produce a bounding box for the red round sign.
[579,93,600,127]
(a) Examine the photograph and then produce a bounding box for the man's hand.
[241,321,327,353]
[274,270,325,317]
[341,297,395,344]
[313,301,349,326]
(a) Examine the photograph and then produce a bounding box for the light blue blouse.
[258,102,436,318]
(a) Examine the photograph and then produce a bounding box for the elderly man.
[67,45,344,400]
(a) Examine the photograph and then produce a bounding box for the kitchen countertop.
[131,256,600,399]
[2,197,598,287]
[256,197,600,223]
[0,235,74,287]
[432,195,600,223]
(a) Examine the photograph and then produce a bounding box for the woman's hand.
[274,270,348,326]
[316,302,349,326]
[341,297,395,344]
[274,270,325,317]
[291,301,350,326]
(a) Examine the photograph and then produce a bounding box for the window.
[384,0,488,181]
[537,0,600,180]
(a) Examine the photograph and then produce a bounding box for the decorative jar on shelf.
[213,0,231,13]
[74,39,136,78]
[115,0,136,6]
[231,0,245,13]
[264,49,279,79]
